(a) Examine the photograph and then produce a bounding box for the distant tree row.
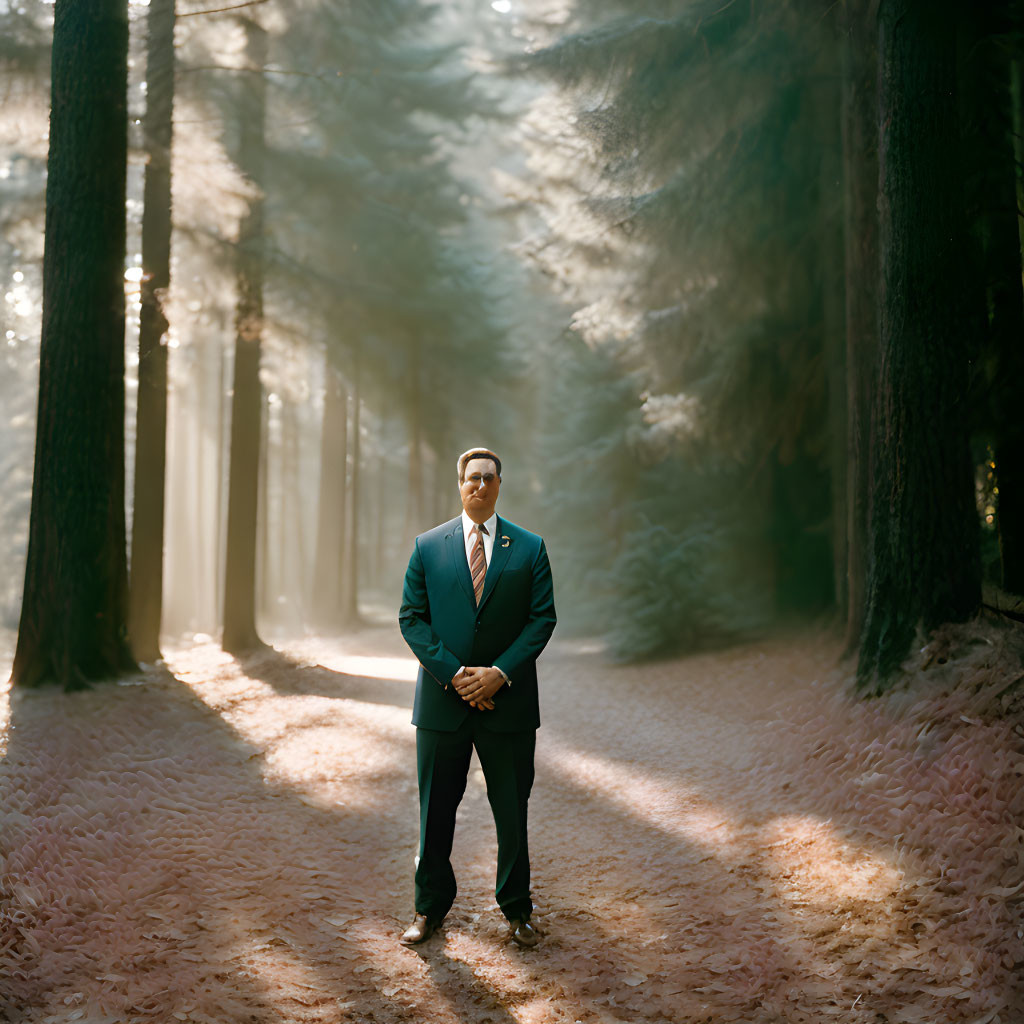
[5,0,525,688]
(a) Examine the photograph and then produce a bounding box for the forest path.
[0,624,1016,1023]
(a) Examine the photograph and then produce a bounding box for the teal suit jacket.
[399,515,556,733]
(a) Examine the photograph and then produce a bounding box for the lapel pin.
[501,535,511,548]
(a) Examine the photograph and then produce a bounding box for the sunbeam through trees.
[1,0,1023,1021]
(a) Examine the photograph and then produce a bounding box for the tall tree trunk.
[193,335,218,629]
[858,0,981,688]
[215,336,227,624]
[374,440,386,586]
[128,0,175,663]
[222,18,267,654]
[281,395,306,626]
[988,48,1024,595]
[12,0,135,689]
[272,402,284,621]
[162,382,188,635]
[312,352,348,627]
[1002,56,1024,595]
[840,0,879,655]
[342,343,361,622]
[258,390,271,621]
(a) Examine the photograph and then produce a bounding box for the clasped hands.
[452,666,505,710]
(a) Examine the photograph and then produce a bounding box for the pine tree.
[857,0,981,688]
[222,16,268,654]
[257,0,522,617]
[128,0,176,662]
[12,0,135,688]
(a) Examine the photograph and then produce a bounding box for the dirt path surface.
[1,624,1021,1023]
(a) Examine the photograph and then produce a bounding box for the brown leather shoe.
[400,914,439,945]
[508,917,539,948]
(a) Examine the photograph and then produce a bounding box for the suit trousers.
[414,714,535,923]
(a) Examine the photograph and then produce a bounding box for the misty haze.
[1,1,1022,1022]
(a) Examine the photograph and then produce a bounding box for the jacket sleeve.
[399,538,462,689]
[493,539,557,683]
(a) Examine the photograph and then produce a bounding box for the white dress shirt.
[457,509,509,686]
[461,510,497,568]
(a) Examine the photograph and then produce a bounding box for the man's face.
[460,457,501,523]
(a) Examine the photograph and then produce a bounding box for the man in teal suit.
[398,447,556,947]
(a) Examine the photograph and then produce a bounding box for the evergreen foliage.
[256,0,524,459]
[519,0,836,657]
[160,0,531,627]
[2,0,1020,677]
[534,336,774,660]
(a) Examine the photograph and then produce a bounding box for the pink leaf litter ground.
[1,618,1021,1023]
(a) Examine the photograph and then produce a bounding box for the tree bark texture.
[311,353,348,626]
[257,391,270,621]
[128,0,175,663]
[12,0,135,689]
[858,0,981,688]
[840,0,879,654]
[222,18,266,654]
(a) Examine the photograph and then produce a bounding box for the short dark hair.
[457,447,502,483]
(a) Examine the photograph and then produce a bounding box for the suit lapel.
[478,516,512,612]
[447,520,475,605]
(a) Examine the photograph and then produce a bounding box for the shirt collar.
[461,509,497,538]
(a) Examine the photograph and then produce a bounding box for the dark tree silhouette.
[12,0,135,689]
[959,4,1024,597]
[857,0,981,688]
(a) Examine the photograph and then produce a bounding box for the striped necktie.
[470,523,487,605]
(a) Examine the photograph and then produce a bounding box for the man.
[398,447,556,948]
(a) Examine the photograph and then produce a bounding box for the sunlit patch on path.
[0,624,1020,1023]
